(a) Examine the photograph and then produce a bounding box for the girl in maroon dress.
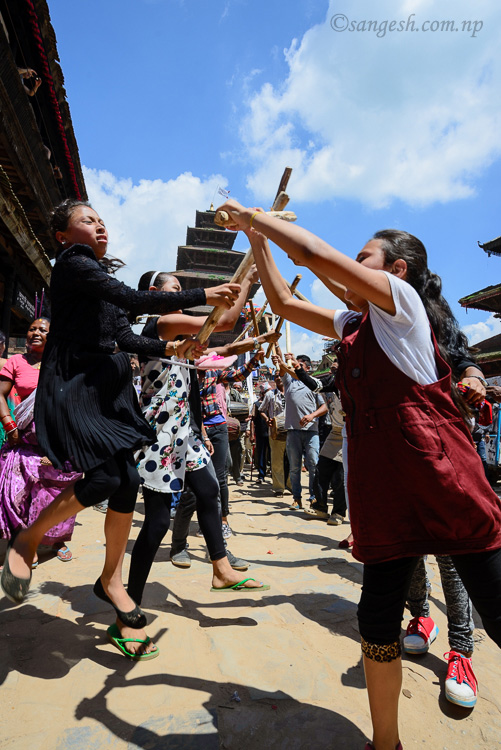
[215,199,501,750]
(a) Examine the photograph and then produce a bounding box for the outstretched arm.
[245,230,341,339]
[210,329,281,358]
[216,200,395,315]
[157,266,258,340]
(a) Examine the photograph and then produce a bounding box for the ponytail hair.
[373,229,473,422]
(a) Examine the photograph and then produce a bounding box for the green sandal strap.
[231,578,255,589]
[114,636,151,645]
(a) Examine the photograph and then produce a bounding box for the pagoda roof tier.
[186,226,237,250]
[171,270,260,299]
[177,245,245,274]
[470,347,501,378]
[459,284,501,314]
[171,269,234,287]
[478,236,501,258]
[196,210,221,229]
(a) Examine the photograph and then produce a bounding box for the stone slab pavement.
[1,474,501,749]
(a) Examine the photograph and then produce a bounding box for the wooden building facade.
[459,235,501,377]
[0,0,86,350]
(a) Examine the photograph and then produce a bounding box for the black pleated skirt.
[34,339,156,472]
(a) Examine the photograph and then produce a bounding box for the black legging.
[206,423,230,517]
[358,549,501,650]
[127,464,226,605]
[74,449,139,513]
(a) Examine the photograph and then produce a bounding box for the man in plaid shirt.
[199,351,263,538]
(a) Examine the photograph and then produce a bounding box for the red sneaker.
[403,616,438,654]
[444,651,477,708]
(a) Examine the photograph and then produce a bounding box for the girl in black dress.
[1,199,240,659]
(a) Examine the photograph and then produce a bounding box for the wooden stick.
[249,299,259,337]
[214,209,296,228]
[233,299,269,343]
[271,191,289,211]
[264,314,277,357]
[265,274,302,358]
[290,286,310,303]
[186,248,255,358]
[285,321,291,354]
[273,167,292,204]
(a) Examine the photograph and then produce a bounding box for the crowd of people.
[1,197,501,749]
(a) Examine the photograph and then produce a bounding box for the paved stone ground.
[1,474,501,749]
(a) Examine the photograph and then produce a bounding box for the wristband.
[467,374,487,388]
[253,337,262,350]
[3,420,17,432]
[249,212,259,229]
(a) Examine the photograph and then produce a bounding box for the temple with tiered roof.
[171,208,260,347]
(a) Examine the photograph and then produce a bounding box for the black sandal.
[93,577,147,629]
[1,541,32,604]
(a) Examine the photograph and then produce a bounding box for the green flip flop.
[106,623,159,661]
[210,577,270,593]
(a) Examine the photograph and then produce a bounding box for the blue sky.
[49,0,501,358]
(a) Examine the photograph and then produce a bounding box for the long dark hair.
[373,229,473,420]
[50,199,125,274]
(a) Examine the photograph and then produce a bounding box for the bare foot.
[212,563,266,590]
[116,618,158,656]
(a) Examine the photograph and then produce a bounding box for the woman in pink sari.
[0,318,79,565]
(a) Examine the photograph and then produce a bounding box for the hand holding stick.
[214,209,296,228]
[186,248,255,358]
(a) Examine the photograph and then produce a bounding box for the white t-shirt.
[333,272,439,386]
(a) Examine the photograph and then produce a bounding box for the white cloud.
[310,278,347,310]
[463,314,501,345]
[83,167,229,288]
[289,328,326,361]
[239,0,501,208]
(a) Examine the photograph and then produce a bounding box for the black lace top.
[34,244,207,472]
[49,244,206,355]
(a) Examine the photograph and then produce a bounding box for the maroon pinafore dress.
[336,313,501,564]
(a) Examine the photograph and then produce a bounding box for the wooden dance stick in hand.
[249,300,259,337]
[233,299,269,343]
[214,210,297,228]
[186,248,255,358]
[265,274,302,358]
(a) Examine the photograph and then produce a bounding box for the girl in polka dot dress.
[127,270,269,603]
